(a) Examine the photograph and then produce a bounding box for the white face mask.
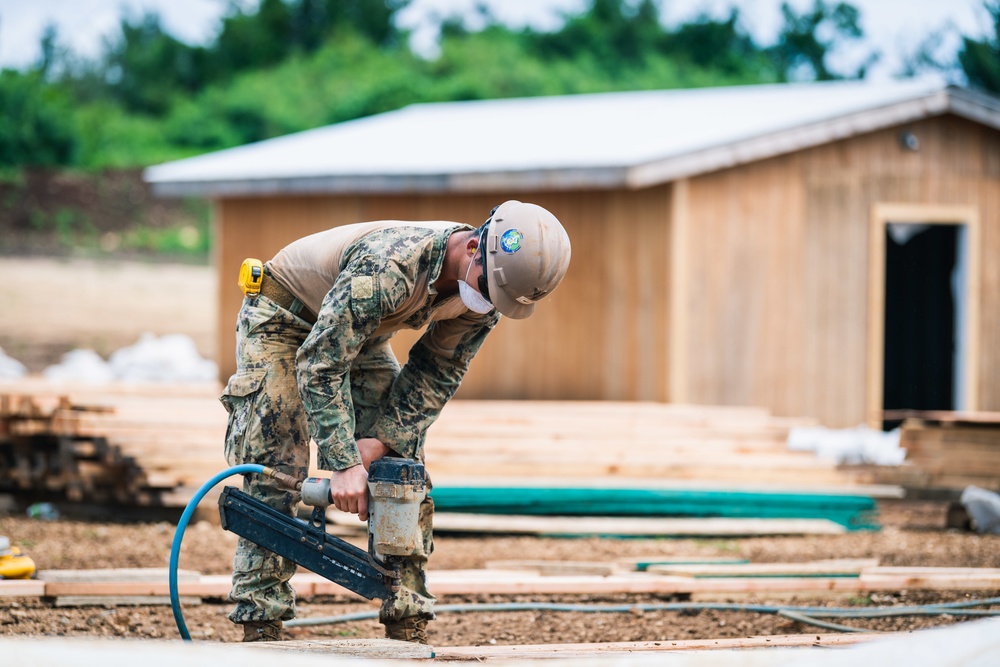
[458,249,493,314]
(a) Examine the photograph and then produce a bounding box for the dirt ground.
[3,258,1000,647]
[1,500,999,645]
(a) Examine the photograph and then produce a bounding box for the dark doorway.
[882,223,965,425]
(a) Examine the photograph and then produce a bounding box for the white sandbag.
[960,485,1000,535]
[108,333,217,383]
[787,425,905,466]
[0,347,27,379]
[42,349,114,383]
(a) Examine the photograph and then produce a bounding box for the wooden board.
[433,633,877,659]
[485,561,621,576]
[240,638,433,659]
[5,566,1000,601]
[417,513,849,537]
[646,559,879,578]
[53,595,202,608]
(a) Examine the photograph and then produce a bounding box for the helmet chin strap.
[458,245,492,314]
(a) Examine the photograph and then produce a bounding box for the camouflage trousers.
[220,294,436,625]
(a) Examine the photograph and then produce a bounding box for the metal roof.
[144,80,1000,198]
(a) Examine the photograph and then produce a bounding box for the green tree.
[531,0,664,67]
[958,2,1000,93]
[659,9,776,80]
[102,11,205,114]
[209,0,409,80]
[769,1,875,80]
[0,70,76,167]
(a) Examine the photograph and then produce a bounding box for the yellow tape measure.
[238,258,264,296]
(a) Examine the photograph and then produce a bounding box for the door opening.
[882,223,968,428]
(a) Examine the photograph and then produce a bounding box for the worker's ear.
[466,232,480,256]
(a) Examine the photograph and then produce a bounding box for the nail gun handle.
[300,477,332,507]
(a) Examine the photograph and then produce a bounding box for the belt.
[259,271,317,325]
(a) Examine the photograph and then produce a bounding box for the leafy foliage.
[0,0,981,172]
[0,70,76,167]
[958,1,1000,93]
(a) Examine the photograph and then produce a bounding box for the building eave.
[146,85,1000,199]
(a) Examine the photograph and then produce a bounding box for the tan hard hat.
[482,201,571,319]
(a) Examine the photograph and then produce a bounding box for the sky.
[0,0,991,81]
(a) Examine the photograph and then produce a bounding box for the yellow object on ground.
[0,546,36,580]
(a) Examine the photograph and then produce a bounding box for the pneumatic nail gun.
[218,458,426,601]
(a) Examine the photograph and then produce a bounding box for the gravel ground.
[2,500,999,645]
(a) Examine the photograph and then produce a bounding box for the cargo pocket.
[233,550,266,576]
[220,369,267,466]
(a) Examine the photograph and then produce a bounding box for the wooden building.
[146,80,1000,428]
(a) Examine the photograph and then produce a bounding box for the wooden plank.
[884,410,1000,425]
[238,638,433,659]
[424,572,868,596]
[618,557,751,572]
[647,559,879,578]
[416,514,849,537]
[484,561,621,576]
[433,633,877,660]
[0,579,46,596]
[53,595,202,608]
[37,568,200,583]
[12,566,1000,601]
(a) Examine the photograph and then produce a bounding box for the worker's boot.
[242,620,283,642]
[383,617,429,644]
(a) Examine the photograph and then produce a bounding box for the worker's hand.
[357,437,389,471]
[328,465,370,521]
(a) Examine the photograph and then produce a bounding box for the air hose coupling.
[262,467,303,492]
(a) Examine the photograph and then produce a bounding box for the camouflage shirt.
[287,223,500,470]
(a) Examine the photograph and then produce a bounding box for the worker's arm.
[297,242,424,519]
[367,309,499,460]
[296,252,405,471]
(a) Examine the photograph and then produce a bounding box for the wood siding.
[674,115,1000,426]
[214,113,999,426]
[216,188,672,401]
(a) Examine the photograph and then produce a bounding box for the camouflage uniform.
[221,224,499,627]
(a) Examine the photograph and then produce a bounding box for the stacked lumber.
[425,401,859,487]
[0,379,894,513]
[860,411,1000,492]
[0,380,226,507]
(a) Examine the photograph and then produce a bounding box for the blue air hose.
[169,463,265,641]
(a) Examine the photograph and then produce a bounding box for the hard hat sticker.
[500,229,523,254]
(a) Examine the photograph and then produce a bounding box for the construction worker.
[221,200,571,643]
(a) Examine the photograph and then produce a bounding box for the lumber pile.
[0,379,894,513]
[855,411,1000,493]
[426,401,853,486]
[0,380,227,507]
